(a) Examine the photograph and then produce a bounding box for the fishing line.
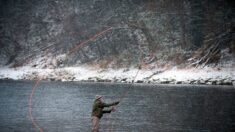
[28,27,113,132]
[108,51,144,132]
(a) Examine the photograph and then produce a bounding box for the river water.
[0,80,234,132]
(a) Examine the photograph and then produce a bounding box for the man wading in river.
[91,95,119,132]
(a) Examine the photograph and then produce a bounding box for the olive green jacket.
[91,99,119,119]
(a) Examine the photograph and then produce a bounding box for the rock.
[160,79,171,84]
[208,79,217,85]
[47,77,55,81]
[67,76,75,81]
[199,80,206,84]
[113,78,120,83]
[216,80,223,85]
[126,78,133,83]
[194,80,200,84]
[211,81,217,85]
[206,81,212,85]
[222,79,233,85]
[121,78,128,82]
[160,81,170,84]
[88,77,97,82]
[175,81,183,84]
[205,78,212,83]
[147,80,154,84]
[96,78,102,82]
[143,79,151,83]
[103,79,112,82]
[96,77,112,82]
[152,79,160,83]
[32,64,37,67]
[189,80,197,84]
[136,80,144,83]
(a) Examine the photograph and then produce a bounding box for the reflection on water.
[0,81,234,132]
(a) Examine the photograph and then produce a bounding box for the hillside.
[0,0,234,85]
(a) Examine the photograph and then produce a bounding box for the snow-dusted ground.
[0,65,234,85]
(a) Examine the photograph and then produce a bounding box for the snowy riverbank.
[0,66,234,86]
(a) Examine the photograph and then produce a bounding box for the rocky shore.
[0,66,234,86]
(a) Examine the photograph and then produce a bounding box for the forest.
[0,0,234,69]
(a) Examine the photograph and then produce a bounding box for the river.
[0,80,234,132]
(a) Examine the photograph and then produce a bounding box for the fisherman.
[91,95,119,132]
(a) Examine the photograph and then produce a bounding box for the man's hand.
[111,106,116,112]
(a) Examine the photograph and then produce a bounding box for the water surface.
[0,80,234,132]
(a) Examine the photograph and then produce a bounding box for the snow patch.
[0,65,234,85]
